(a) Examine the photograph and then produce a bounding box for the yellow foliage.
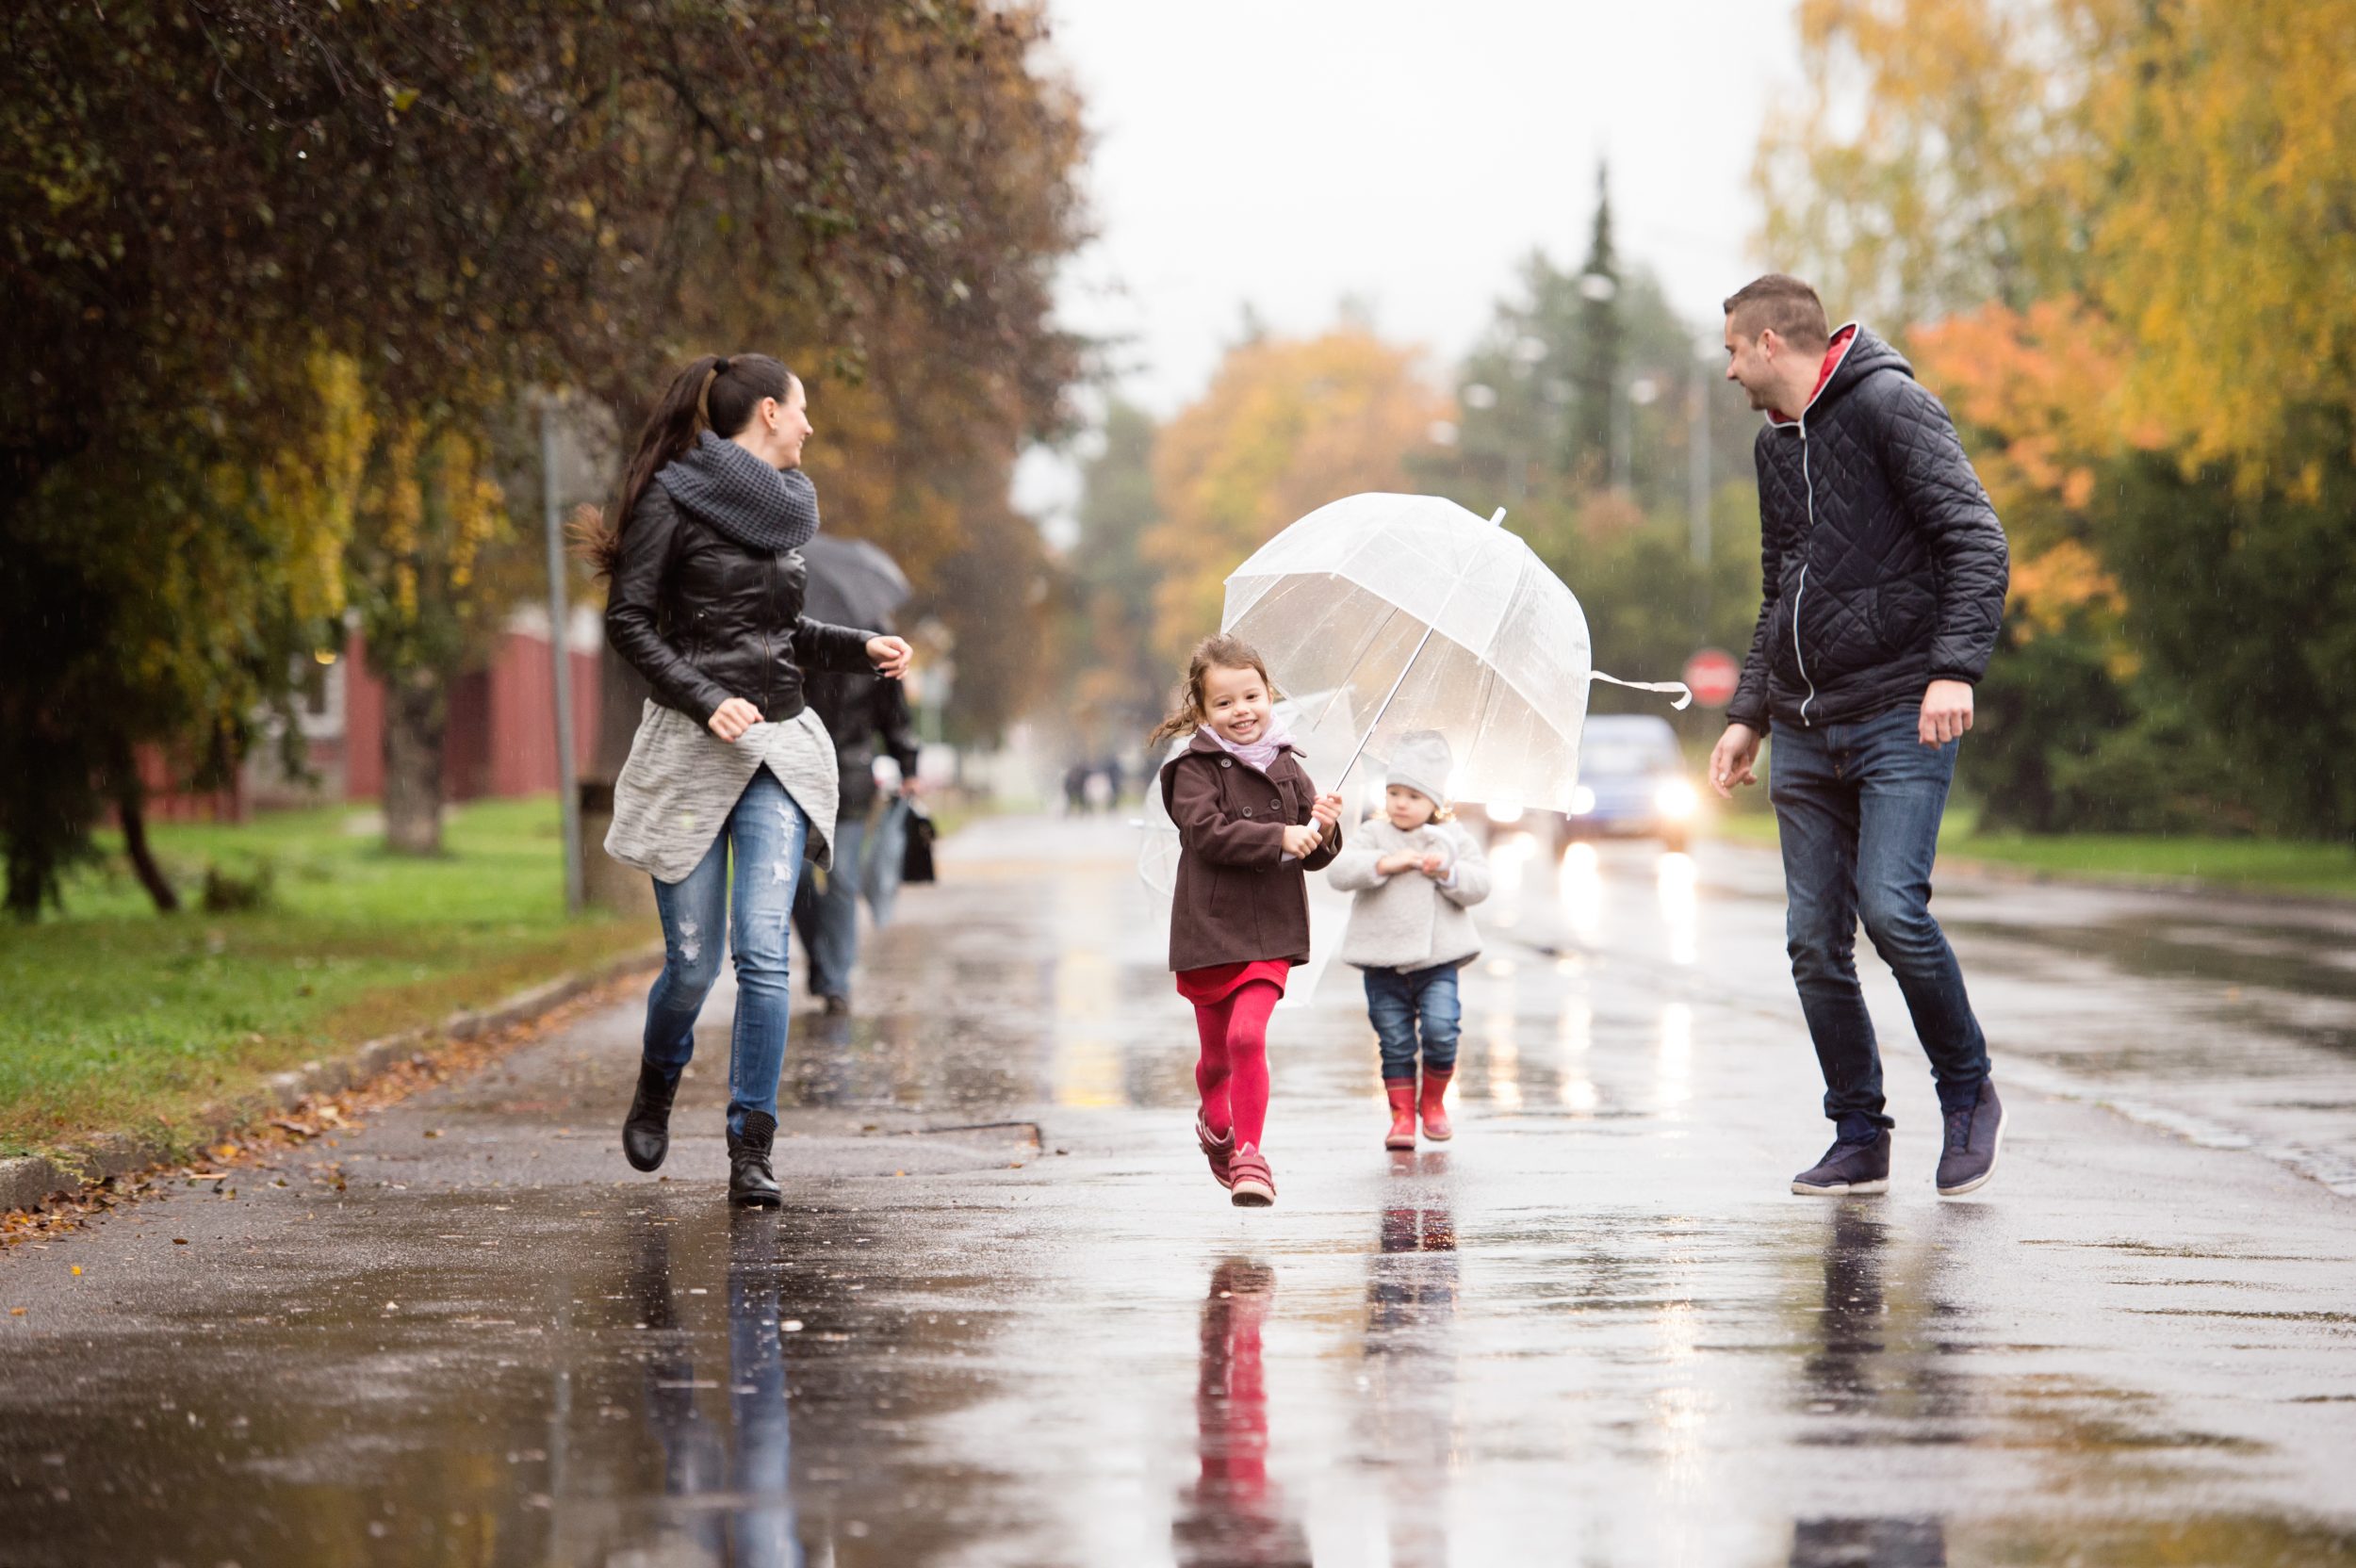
[1144,330,1446,666]
[2077,0,2356,481]
[1763,0,2356,481]
[362,416,508,626]
[1756,0,2084,323]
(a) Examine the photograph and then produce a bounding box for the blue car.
[1477,715,1700,856]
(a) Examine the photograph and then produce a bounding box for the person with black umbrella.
[791,533,924,1015]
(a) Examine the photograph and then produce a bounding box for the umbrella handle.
[1325,502,1512,789]
[1334,620,1439,786]
[1590,670,1693,710]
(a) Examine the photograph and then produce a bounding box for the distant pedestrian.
[592,351,913,1208]
[1709,275,2011,1199]
[1152,634,1344,1207]
[791,644,924,1016]
[1327,731,1491,1151]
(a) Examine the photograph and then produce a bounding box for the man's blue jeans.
[643,768,810,1138]
[789,809,865,1001]
[1364,965,1462,1081]
[1769,704,1990,1142]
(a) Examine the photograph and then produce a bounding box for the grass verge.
[1708,808,2356,900]
[0,797,647,1161]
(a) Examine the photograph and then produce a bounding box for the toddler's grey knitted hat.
[1383,729,1454,806]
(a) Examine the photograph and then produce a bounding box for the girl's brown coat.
[1160,732,1342,972]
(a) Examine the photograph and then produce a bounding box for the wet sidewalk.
[3,815,2353,1566]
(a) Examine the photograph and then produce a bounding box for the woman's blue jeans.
[643,768,810,1138]
[1364,964,1462,1081]
[1768,704,1990,1142]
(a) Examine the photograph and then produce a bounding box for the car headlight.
[1654,779,1699,819]
[1569,787,1595,816]
[1487,800,1525,825]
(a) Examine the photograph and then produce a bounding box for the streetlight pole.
[1688,339,1718,644]
[1688,349,1712,568]
[540,397,583,917]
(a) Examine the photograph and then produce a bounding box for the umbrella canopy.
[1221,492,1684,815]
[800,533,911,631]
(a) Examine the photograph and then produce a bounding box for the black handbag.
[899,799,938,885]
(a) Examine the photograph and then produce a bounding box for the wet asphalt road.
[4,815,2354,1567]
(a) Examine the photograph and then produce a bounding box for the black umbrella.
[801,533,911,631]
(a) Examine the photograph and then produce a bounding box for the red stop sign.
[1683,647,1741,709]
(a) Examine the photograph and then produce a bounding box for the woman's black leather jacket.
[605,484,876,724]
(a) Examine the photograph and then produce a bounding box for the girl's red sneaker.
[1228,1144,1276,1207]
[1383,1080,1418,1150]
[1196,1113,1235,1189]
[1419,1068,1455,1141]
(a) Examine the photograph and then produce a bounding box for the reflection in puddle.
[1796,1206,1973,1437]
[1791,1514,1947,1566]
[1361,1154,1459,1568]
[1486,1003,1523,1112]
[1052,948,1123,1109]
[1657,1002,1693,1113]
[631,1213,804,1567]
[1559,841,1603,945]
[1657,851,1698,967]
[1558,995,1597,1113]
[1173,1260,1310,1568]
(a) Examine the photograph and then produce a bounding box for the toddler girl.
[1327,730,1491,1149]
[1152,635,1343,1206]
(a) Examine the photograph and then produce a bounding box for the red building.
[337,610,602,803]
[181,607,606,813]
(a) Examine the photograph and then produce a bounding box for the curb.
[0,942,664,1218]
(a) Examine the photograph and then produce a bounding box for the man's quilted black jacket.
[1726,325,2009,734]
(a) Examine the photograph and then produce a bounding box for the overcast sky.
[1012,1,1805,531]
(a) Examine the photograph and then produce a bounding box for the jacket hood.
[1767,324,1912,428]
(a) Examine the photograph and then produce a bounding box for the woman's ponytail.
[582,352,794,579]
[584,354,722,579]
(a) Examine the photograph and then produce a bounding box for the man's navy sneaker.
[1791,1130,1891,1195]
[1937,1080,2005,1197]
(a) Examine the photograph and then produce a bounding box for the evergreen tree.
[1569,163,1624,485]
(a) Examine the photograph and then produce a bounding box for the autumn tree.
[1758,0,2356,837]
[1145,329,1448,666]
[2,1,1088,907]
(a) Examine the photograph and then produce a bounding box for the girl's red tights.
[1192,981,1281,1150]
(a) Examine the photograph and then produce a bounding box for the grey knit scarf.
[654,430,821,555]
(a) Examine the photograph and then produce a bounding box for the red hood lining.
[1767,323,1859,426]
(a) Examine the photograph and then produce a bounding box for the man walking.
[792,657,924,1016]
[1709,274,2010,1198]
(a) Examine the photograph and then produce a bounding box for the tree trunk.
[106,735,180,913]
[383,669,448,856]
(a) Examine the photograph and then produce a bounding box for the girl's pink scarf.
[1199,719,1293,774]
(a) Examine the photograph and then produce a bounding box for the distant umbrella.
[801,533,911,631]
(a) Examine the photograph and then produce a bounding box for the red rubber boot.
[1383,1080,1418,1150]
[1419,1068,1454,1141]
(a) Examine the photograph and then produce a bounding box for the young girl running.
[1327,730,1491,1150]
[1153,635,1344,1207]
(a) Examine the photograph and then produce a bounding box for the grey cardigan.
[1326,818,1491,971]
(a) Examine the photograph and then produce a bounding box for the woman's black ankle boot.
[623,1061,680,1172]
[728,1111,782,1207]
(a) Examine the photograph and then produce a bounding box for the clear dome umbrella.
[1223,492,1687,812]
[1137,492,1687,1001]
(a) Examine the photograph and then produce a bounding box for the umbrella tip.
[1489,506,1508,527]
